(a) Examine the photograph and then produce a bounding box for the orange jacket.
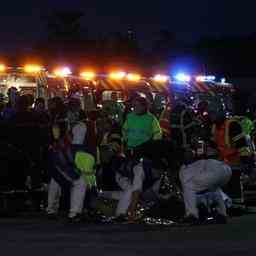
[213,120,240,165]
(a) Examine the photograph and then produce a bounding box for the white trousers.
[46,177,86,218]
[179,159,232,218]
[100,163,145,216]
[116,163,145,216]
[101,163,162,216]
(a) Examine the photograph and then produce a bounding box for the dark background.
[0,0,256,77]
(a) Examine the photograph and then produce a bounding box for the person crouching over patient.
[179,150,232,225]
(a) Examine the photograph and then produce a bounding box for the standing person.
[67,97,84,129]
[33,97,50,126]
[46,118,88,222]
[211,111,251,166]
[240,111,255,154]
[122,96,162,159]
[32,97,51,206]
[170,103,199,149]
[159,102,172,139]
[2,87,18,121]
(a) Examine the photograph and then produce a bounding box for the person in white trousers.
[101,160,161,221]
[179,159,232,223]
[46,121,87,221]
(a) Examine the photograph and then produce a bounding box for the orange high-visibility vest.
[213,120,240,165]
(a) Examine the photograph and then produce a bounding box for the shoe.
[198,204,210,223]
[46,213,58,220]
[68,214,82,224]
[113,215,129,223]
[181,215,201,225]
[214,214,228,224]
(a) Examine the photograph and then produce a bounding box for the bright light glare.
[80,71,96,80]
[153,74,169,83]
[127,73,141,82]
[221,78,226,84]
[109,71,126,80]
[54,67,72,77]
[196,76,205,82]
[0,64,5,72]
[24,65,42,73]
[196,75,216,82]
[175,73,191,82]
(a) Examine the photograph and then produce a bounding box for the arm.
[127,191,140,222]
[122,118,129,150]
[152,116,162,140]
[230,122,250,157]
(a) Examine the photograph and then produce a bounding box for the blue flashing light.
[174,73,191,82]
[221,78,226,84]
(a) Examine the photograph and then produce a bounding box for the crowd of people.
[0,86,256,225]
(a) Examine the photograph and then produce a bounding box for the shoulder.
[147,112,158,121]
[126,112,136,120]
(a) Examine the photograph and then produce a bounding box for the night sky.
[1,0,256,51]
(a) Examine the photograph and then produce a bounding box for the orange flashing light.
[0,64,5,72]
[24,64,42,73]
[153,74,169,83]
[127,73,141,82]
[80,71,96,81]
[109,71,126,80]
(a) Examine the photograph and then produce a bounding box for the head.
[111,92,118,101]
[48,97,64,115]
[244,110,253,120]
[16,95,29,112]
[68,97,81,113]
[133,96,149,115]
[72,122,87,145]
[197,101,209,114]
[209,110,226,125]
[34,97,45,112]
[7,87,18,107]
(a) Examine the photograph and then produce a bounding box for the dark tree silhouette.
[46,10,85,42]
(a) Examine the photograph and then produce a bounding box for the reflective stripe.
[184,121,198,130]
[56,166,73,182]
[225,120,231,148]
[233,133,245,142]
[213,119,242,148]
[239,147,251,156]
[96,147,101,165]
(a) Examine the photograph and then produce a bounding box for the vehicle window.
[102,91,124,102]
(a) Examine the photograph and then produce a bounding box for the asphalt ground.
[0,213,256,256]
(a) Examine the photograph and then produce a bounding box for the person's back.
[123,97,162,151]
[123,111,160,148]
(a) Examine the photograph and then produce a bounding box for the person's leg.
[193,161,232,218]
[46,178,61,214]
[116,188,133,216]
[182,186,199,218]
[115,173,133,216]
[180,167,199,218]
[69,177,86,218]
[100,191,123,200]
[212,189,228,217]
